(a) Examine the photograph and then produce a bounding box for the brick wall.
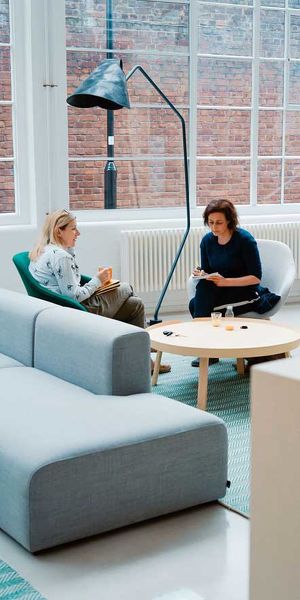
[258,111,282,156]
[69,158,186,209]
[68,104,188,158]
[198,58,252,106]
[0,46,11,101]
[197,160,250,205]
[0,161,14,213]
[257,159,282,204]
[0,106,13,158]
[197,109,251,156]
[65,0,188,53]
[285,160,300,203]
[65,0,300,210]
[0,0,9,44]
[66,0,190,209]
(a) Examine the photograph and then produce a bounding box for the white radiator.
[121,222,300,294]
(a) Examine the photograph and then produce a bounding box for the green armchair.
[12,251,89,311]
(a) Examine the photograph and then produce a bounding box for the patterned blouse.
[29,244,99,302]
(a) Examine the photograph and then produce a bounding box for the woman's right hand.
[97,267,111,286]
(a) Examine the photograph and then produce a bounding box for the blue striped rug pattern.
[152,353,250,516]
[0,560,45,599]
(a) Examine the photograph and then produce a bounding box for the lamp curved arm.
[126,66,190,324]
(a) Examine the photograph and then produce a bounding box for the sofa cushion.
[34,305,151,395]
[0,353,24,368]
[0,367,227,552]
[0,288,52,366]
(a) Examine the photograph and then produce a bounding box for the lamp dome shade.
[67,59,130,110]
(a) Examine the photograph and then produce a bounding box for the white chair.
[187,239,296,319]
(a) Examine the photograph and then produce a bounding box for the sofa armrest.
[34,306,151,395]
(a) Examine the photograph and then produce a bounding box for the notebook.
[192,272,219,280]
[94,279,120,296]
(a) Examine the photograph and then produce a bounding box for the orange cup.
[99,266,113,285]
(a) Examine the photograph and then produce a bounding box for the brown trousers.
[82,282,145,328]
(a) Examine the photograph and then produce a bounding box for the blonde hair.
[30,209,76,261]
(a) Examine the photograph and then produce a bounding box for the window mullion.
[250,0,260,207]
[44,0,69,215]
[281,5,289,205]
[8,0,34,224]
[189,0,198,209]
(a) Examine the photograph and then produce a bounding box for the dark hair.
[203,199,239,231]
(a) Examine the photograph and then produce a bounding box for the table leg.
[236,358,245,375]
[152,351,162,386]
[197,357,209,411]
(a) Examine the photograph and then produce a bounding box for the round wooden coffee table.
[147,318,300,411]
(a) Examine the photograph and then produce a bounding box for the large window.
[0,0,15,213]
[65,0,300,210]
[65,0,189,210]
[196,0,300,206]
[0,0,299,218]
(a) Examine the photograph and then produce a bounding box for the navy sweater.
[200,228,262,281]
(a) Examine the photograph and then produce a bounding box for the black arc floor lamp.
[67,58,190,324]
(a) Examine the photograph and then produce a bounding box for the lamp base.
[148,318,162,326]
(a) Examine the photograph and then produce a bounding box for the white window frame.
[0,0,38,226]
[0,0,69,227]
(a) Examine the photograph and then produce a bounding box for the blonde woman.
[29,210,170,373]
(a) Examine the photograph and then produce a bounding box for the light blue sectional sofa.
[0,288,228,552]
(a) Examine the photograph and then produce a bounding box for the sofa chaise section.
[0,367,227,552]
[0,289,228,553]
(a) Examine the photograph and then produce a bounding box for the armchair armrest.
[80,274,91,285]
[187,275,198,301]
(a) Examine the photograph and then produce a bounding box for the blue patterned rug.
[152,353,250,516]
[0,560,45,599]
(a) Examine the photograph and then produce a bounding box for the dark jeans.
[189,279,258,318]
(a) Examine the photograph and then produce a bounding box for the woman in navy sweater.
[189,199,280,319]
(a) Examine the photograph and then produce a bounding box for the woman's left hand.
[206,274,228,286]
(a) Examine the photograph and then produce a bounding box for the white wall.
[5,212,300,307]
[3,215,191,295]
